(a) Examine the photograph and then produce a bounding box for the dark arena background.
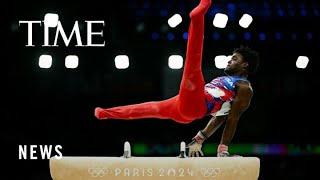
[2,0,319,179]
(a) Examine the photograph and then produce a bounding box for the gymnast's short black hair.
[233,46,260,74]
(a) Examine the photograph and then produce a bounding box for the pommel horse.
[50,142,260,180]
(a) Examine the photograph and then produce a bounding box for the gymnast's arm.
[220,82,253,146]
[187,116,226,157]
[189,115,226,145]
[201,115,227,138]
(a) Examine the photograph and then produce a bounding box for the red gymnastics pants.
[95,0,212,124]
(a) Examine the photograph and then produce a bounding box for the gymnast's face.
[224,53,248,75]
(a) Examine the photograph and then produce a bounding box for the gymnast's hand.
[217,145,242,157]
[217,144,233,157]
[187,131,207,157]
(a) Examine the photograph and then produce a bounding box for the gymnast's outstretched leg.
[94,0,211,123]
[177,0,211,120]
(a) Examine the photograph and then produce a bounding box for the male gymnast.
[94,0,259,157]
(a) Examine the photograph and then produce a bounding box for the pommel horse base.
[50,142,260,180]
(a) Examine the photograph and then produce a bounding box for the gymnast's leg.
[94,0,212,123]
[177,0,211,120]
[95,95,196,123]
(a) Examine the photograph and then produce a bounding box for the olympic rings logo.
[200,168,221,177]
[88,167,109,177]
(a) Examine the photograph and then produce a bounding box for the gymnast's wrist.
[193,130,207,144]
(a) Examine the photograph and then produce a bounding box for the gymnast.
[94,0,259,157]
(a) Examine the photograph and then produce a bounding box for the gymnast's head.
[224,46,259,76]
